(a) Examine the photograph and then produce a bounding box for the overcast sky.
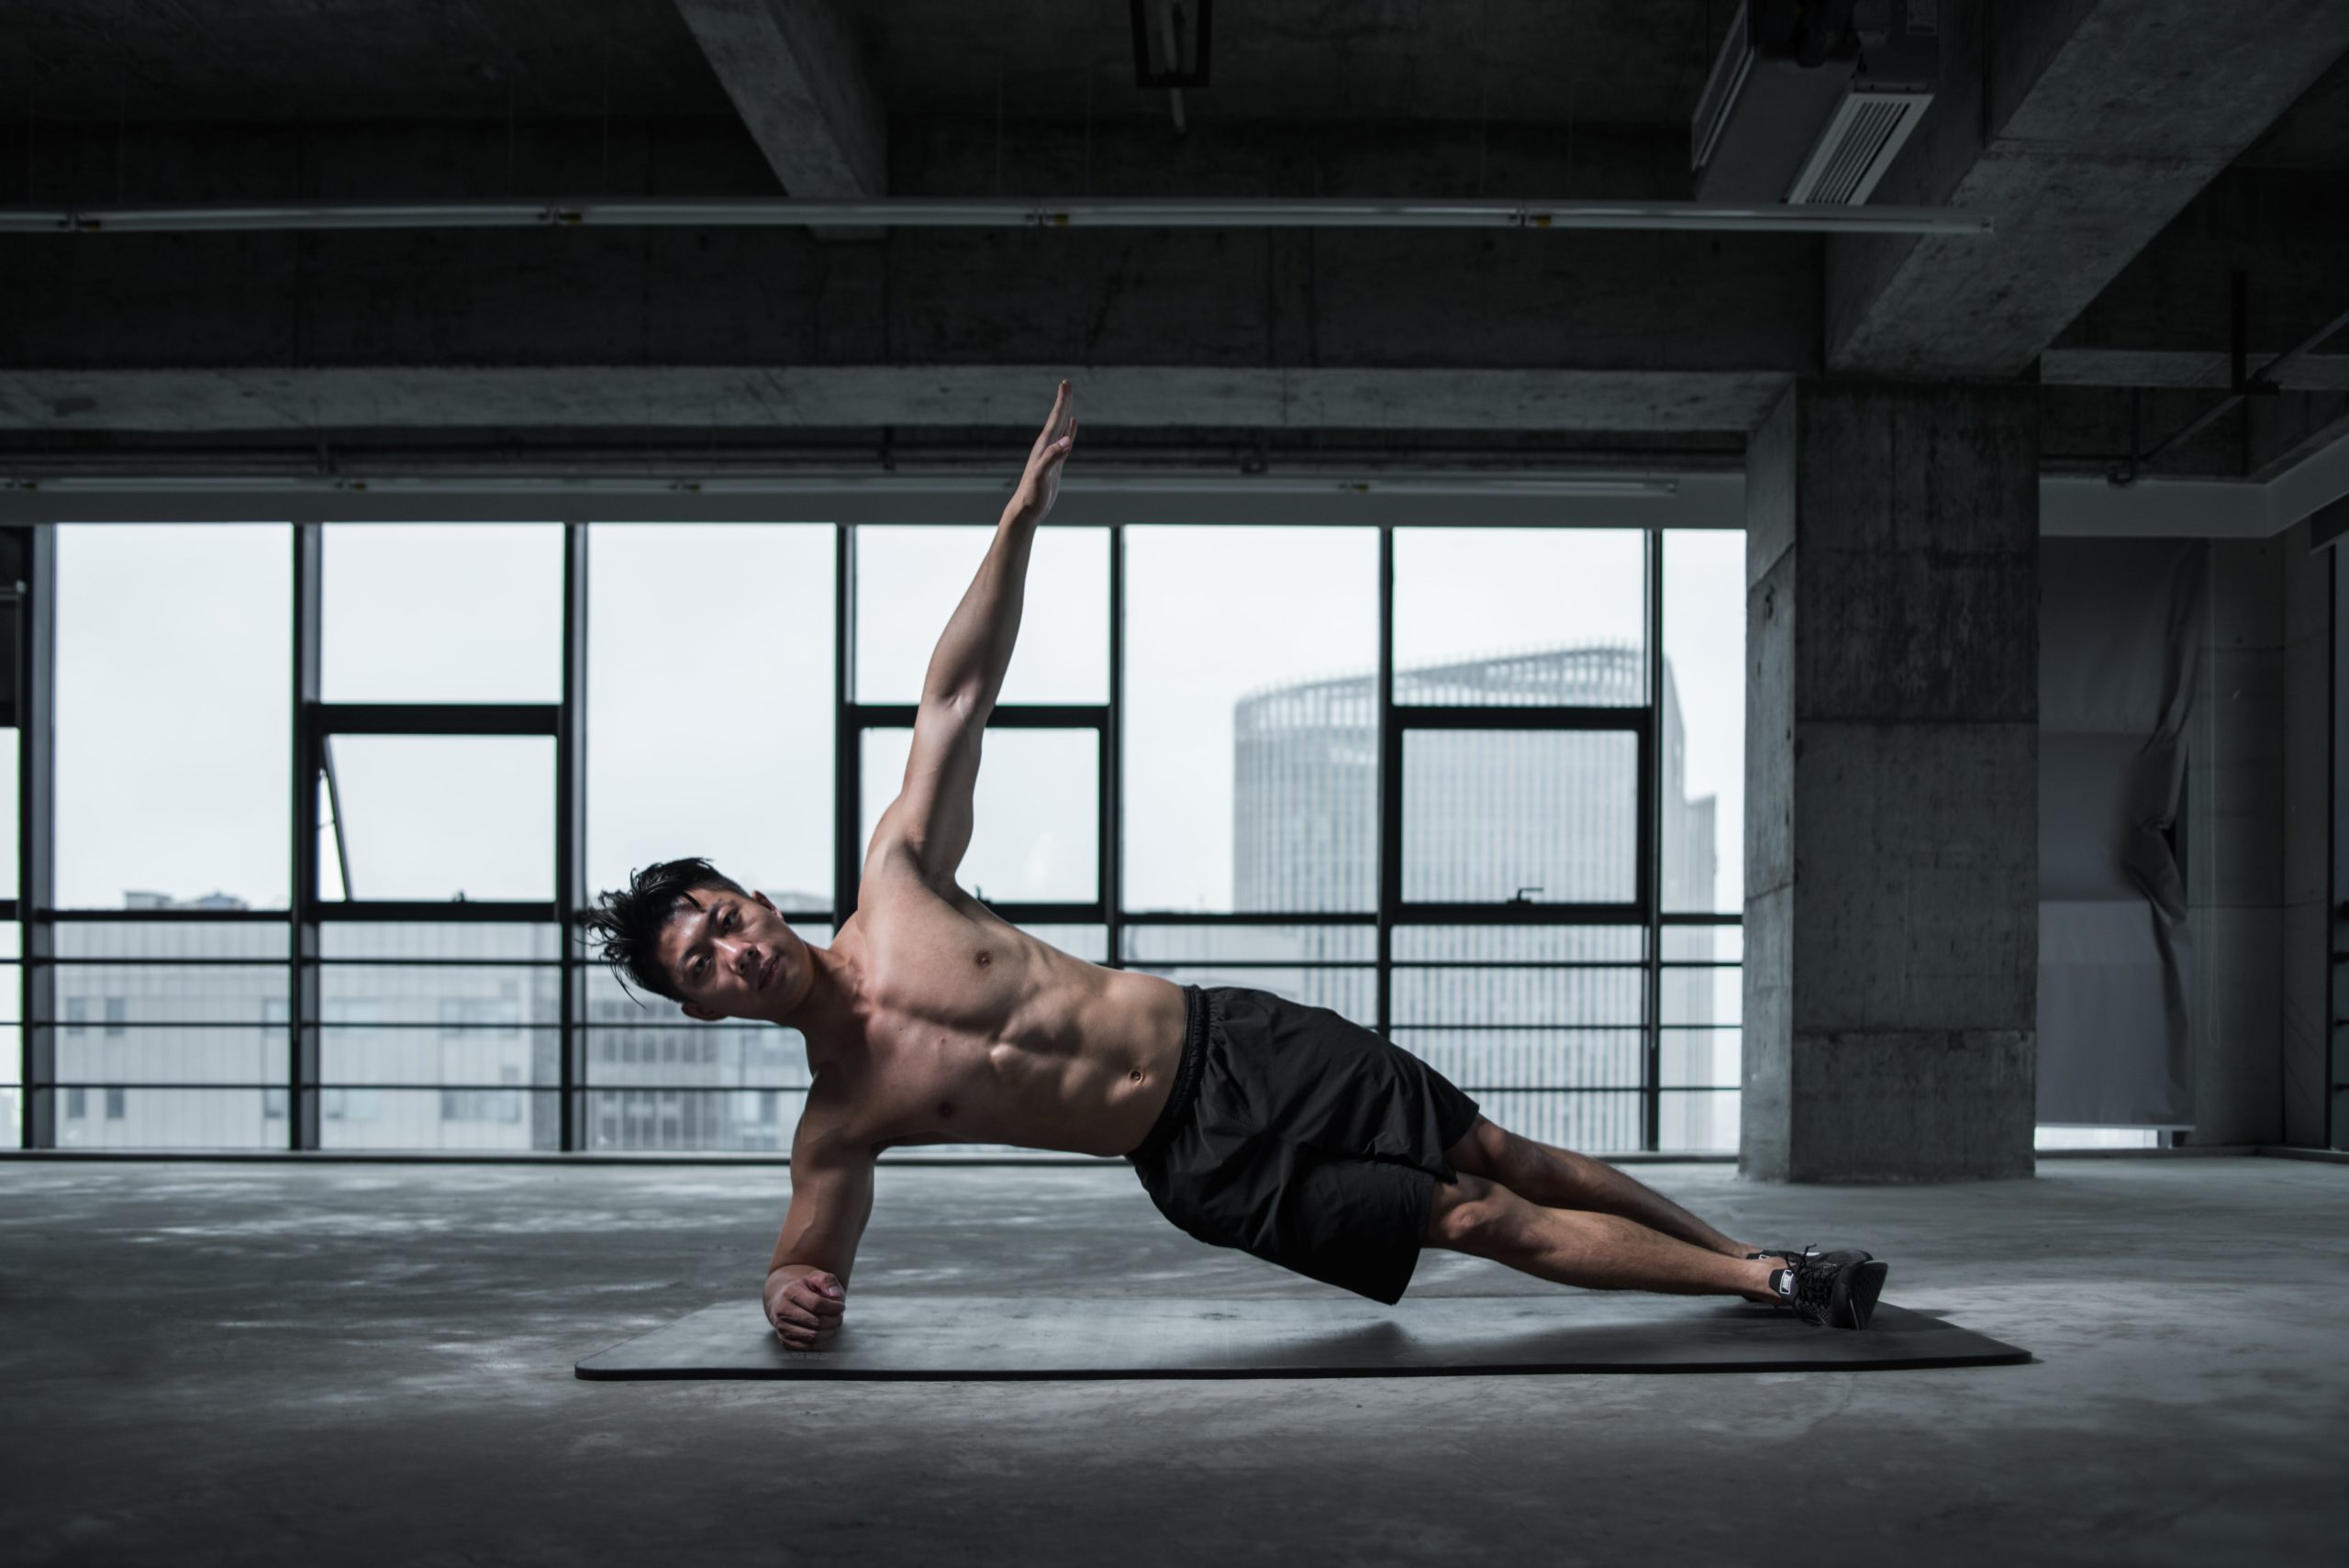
[50,518,1743,917]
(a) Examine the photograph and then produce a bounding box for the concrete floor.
[1,1155,2342,1566]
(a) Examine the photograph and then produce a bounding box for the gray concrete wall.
[1743,380,2040,1182]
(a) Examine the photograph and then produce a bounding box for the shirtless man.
[585,379,1889,1351]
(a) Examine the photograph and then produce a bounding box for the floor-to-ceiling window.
[17,515,1743,1154]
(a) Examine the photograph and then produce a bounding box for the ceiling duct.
[1692,0,1939,206]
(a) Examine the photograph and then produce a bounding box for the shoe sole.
[1840,1261,1888,1329]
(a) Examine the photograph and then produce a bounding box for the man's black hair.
[584,857,750,1006]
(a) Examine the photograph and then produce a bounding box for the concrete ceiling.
[1,0,2344,500]
[2237,43,2349,169]
[0,0,1720,129]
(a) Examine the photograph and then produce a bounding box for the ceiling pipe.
[0,196,1993,237]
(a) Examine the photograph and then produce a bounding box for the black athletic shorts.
[1125,984,1484,1306]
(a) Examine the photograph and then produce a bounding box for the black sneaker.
[1773,1247,1889,1329]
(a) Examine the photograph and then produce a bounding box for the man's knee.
[1423,1172,1518,1251]
[1442,1117,1517,1183]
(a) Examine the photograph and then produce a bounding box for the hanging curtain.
[2037,538,2207,1127]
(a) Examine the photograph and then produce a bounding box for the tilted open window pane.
[55,1087,277,1151]
[859,728,1097,904]
[59,1028,288,1086]
[316,1087,559,1152]
[1123,526,1379,914]
[322,735,553,902]
[586,1022,811,1090]
[57,524,290,909]
[587,524,835,912]
[1400,730,1637,904]
[1662,529,1744,912]
[1394,528,1646,706]
[854,525,1108,704]
[322,524,562,703]
[586,1088,804,1152]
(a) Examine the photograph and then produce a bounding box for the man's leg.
[1422,1171,1779,1300]
[1442,1116,1759,1260]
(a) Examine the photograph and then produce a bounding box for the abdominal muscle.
[821,871,1189,1160]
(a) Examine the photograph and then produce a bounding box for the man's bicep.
[770,1132,877,1282]
[875,693,982,882]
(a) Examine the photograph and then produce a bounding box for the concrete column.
[1742,381,2040,1181]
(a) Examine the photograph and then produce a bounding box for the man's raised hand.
[1008,378,1078,524]
[764,1267,847,1351]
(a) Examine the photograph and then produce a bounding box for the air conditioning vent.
[1786,89,1932,205]
[1691,0,1938,206]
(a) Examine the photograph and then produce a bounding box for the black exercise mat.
[575,1295,2029,1380]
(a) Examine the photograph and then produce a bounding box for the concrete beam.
[1827,2,2349,377]
[0,365,1792,435]
[2042,350,2349,392]
[0,222,1820,381]
[671,0,885,199]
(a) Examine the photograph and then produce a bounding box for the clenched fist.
[764,1267,846,1351]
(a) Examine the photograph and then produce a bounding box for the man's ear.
[682,1001,720,1022]
[751,889,777,914]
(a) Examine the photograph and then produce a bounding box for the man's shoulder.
[791,1082,878,1167]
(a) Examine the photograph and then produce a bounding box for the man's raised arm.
[918,379,1079,711]
[874,382,1078,884]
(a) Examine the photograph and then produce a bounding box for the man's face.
[659,886,806,1022]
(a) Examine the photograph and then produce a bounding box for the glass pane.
[316,1087,559,1151]
[317,923,560,962]
[860,728,1097,903]
[854,525,1108,704]
[55,921,288,961]
[1123,526,1378,913]
[585,1024,810,1089]
[322,524,562,702]
[1016,924,1106,962]
[1391,966,1645,1027]
[324,735,553,902]
[0,729,16,899]
[1126,969,1377,1024]
[1391,925,1642,962]
[57,524,290,908]
[1659,1089,1739,1153]
[319,965,560,1025]
[54,963,288,1025]
[1394,528,1645,706]
[1659,925,1742,962]
[587,524,835,913]
[1401,730,1637,904]
[54,1086,275,1150]
[320,1028,558,1086]
[59,1027,287,1085]
[586,1087,806,1152]
[1663,529,1745,912]
[1120,924,1375,964]
[1661,964,1742,1026]
[1390,1029,1646,1089]
[1467,1089,1643,1153]
[1662,1027,1742,1088]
